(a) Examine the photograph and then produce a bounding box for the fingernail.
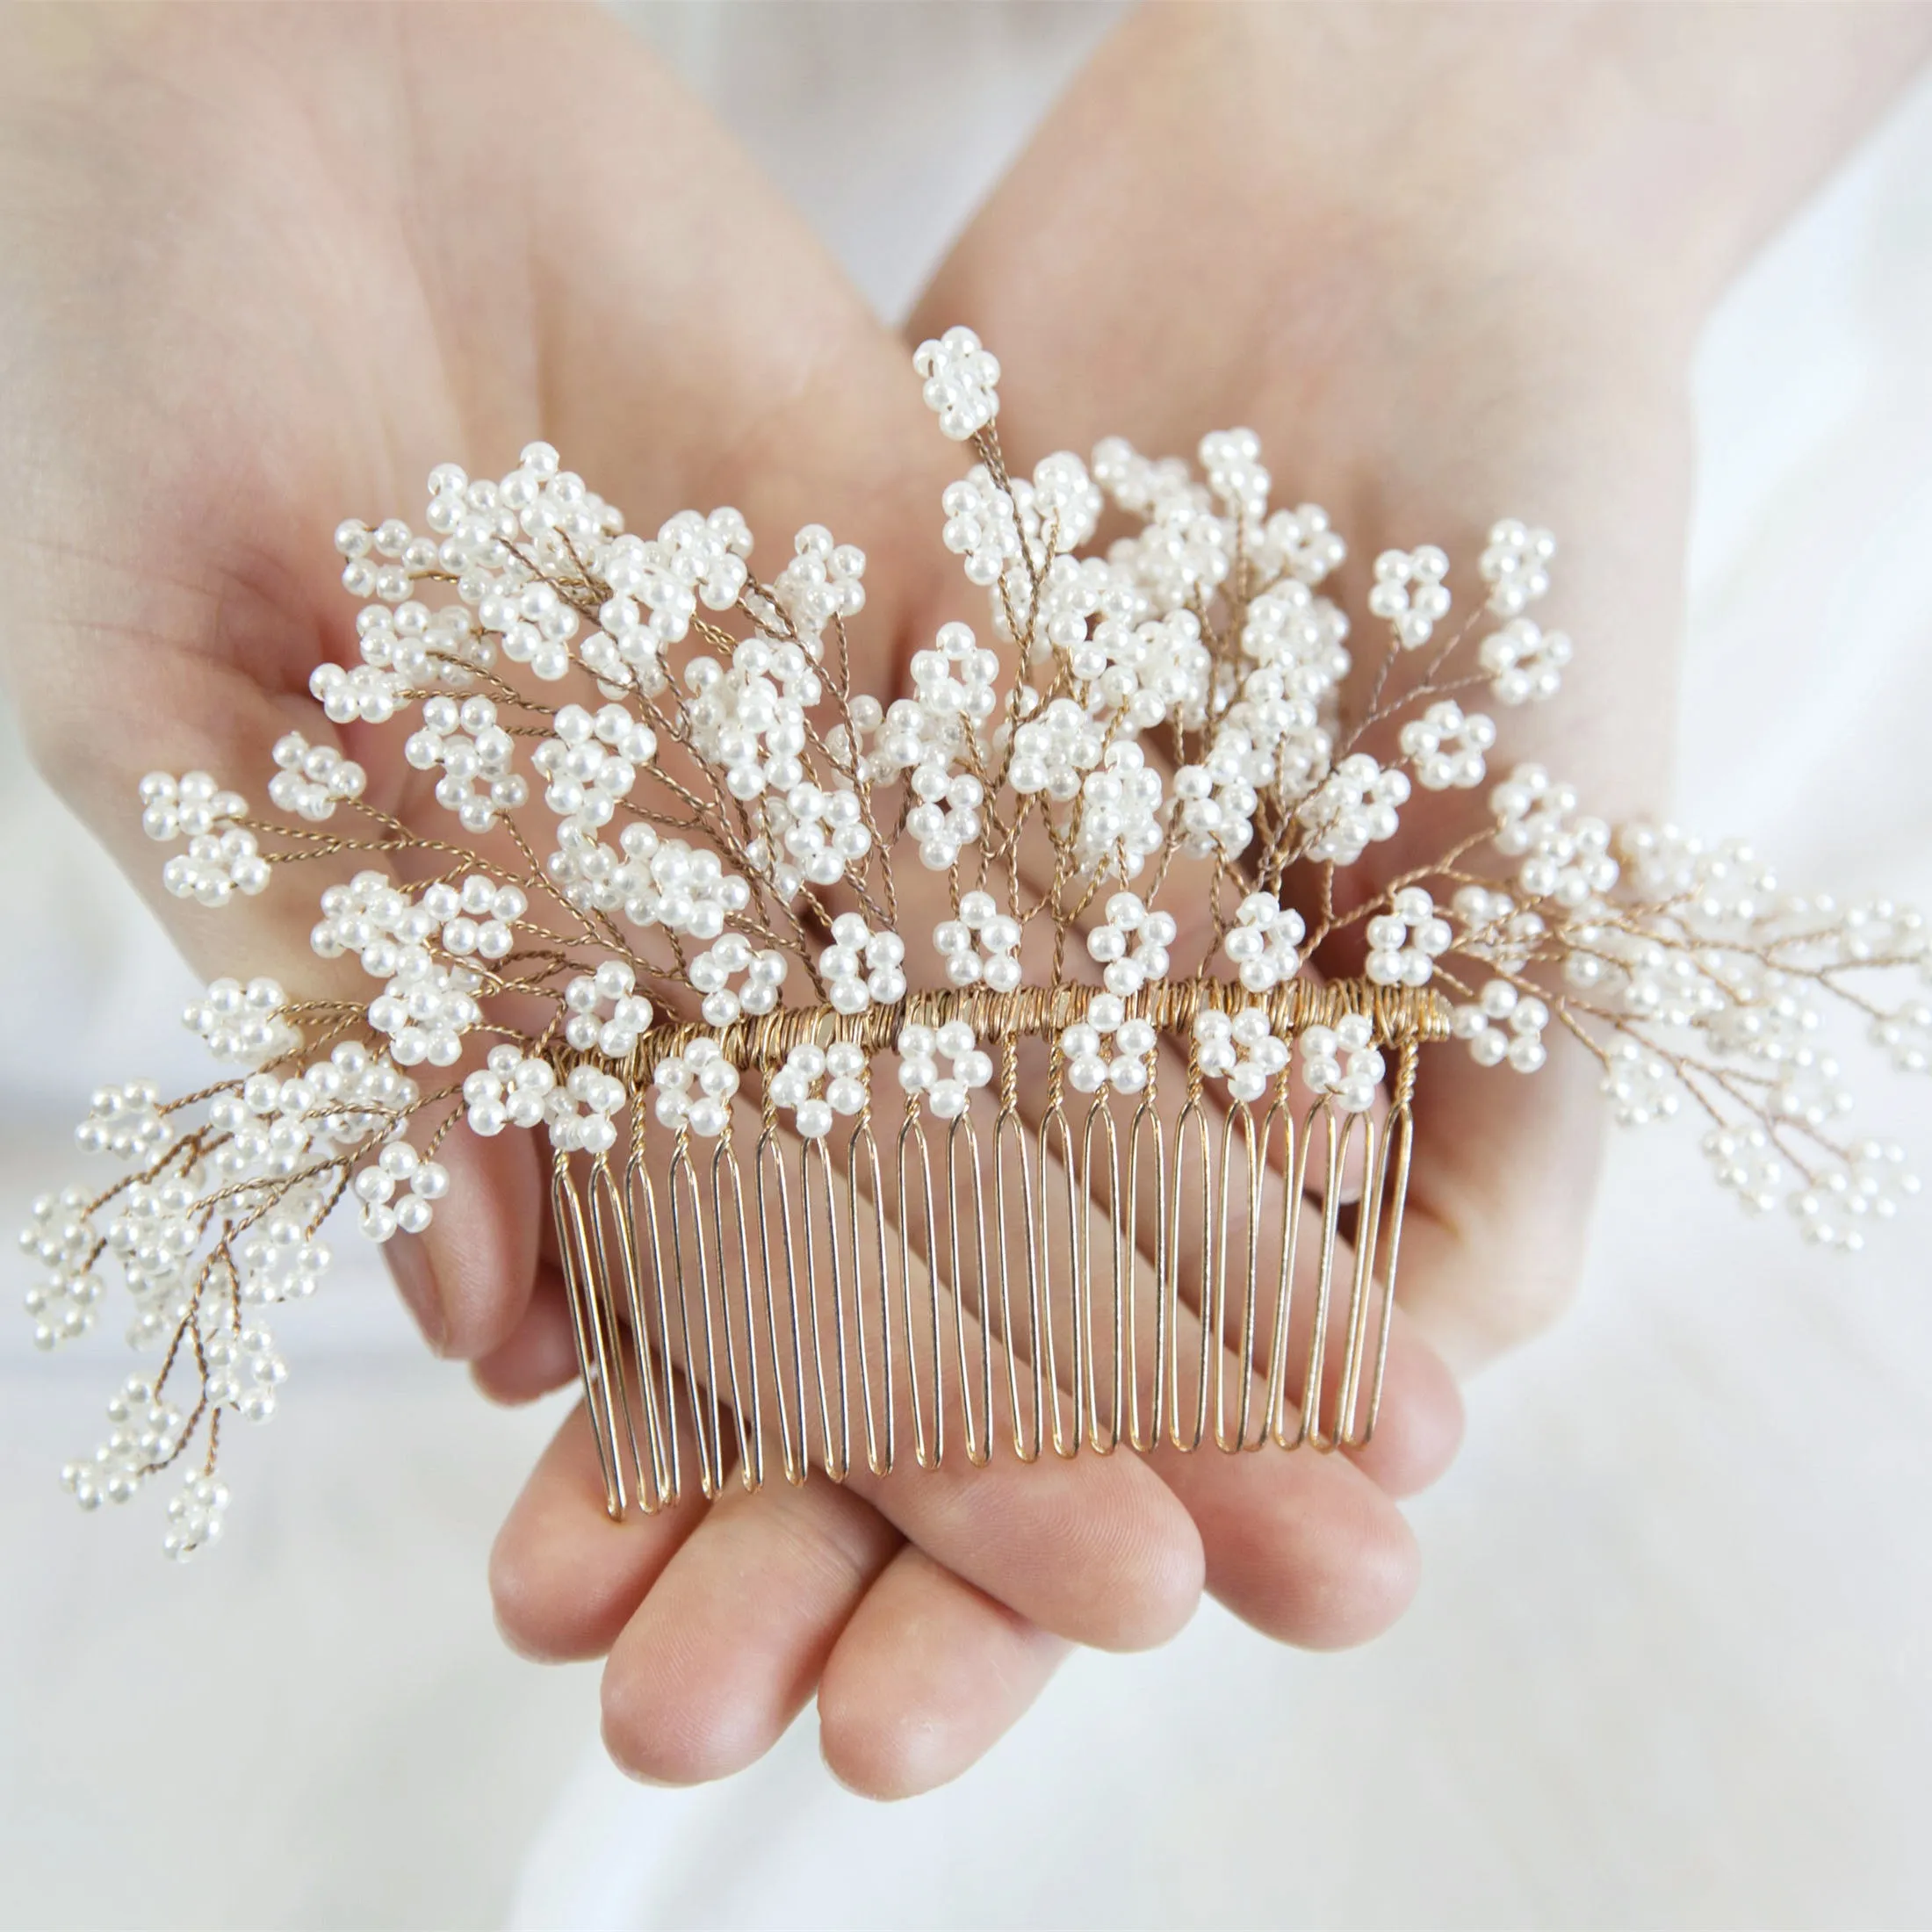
[387,1235,448,1355]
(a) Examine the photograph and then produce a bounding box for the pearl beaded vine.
[24,321,1927,1554]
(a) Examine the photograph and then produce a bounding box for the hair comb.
[22,326,1927,1555]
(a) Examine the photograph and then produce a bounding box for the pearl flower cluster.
[418,874,528,964]
[1479,519,1557,616]
[1084,610,1213,732]
[902,768,987,876]
[563,960,654,1057]
[464,1048,558,1137]
[1601,1036,1683,1127]
[762,777,875,890]
[1367,547,1452,649]
[331,599,478,717]
[883,617,998,767]
[1448,884,1547,974]
[768,1041,870,1140]
[21,1188,99,1350]
[914,325,1001,441]
[535,702,655,841]
[935,890,1025,992]
[141,772,269,905]
[592,506,753,685]
[404,694,528,833]
[1199,427,1271,527]
[200,1316,289,1424]
[365,951,483,1071]
[1092,436,1234,608]
[105,1180,199,1317]
[1077,743,1165,877]
[235,1202,331,1309]
[75,1083,168,1161]
[184,977,301,1066]
[1298,754,1410,867]
[205,1070,357,1182]
[688,933,789,1027]
[941,465,1025,588]
[351,1141,450,1242]
[1366,889,1454,989]
[161,1474,230,1561]
[1085,892,1177,999]
[685,632,821,803]
[818,914,908,1015]
[1451,980,1551,1074]
[1872,999,1932,1076]
[773,524,867,645]
[1193,1008,1293,1105]
[138,769,245,843]
[1251,501,1347,587]
[1491,765,1618,909]
[568,826,753,938]
[1479,618,1572,707]
[1010,695,1107,800]
[896,1022,994,1120]
[1223,894,1306,993]
[1789,1141,1920,1252]
[312,660,408,726]
[544,1065,630,1156]
[1172,756,1260,862]
[1299,1017,1385,1115]
[230,1043,414,1158]
[268,732,366,822]
[653,1041,740,1140]
[1399,701,1496,791]
[1704,1125,1786,1213]
[61,1378,184,1512]
[946,454,1104,637]
[1061,997,1159,1097]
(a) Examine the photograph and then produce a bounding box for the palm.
[4,4,1460,1799]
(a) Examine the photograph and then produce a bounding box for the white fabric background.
[3,6,1928,1927]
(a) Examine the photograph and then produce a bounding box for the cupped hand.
[912,1,1930,1375]
[2,0,1463,1804]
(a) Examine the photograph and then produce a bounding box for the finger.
[1068,1063,1438,1489]
[1005,1097,1441,1645]
[515,8,959,660]
[490,1388,710,1666]
[472,1262,581,1405]
[818,1545,1069,1800]
[1338,1308,1463,1499]
[387,1104,545,1360]
[845,1434,1201,1654]
[612,1094,1208,1655]
[600,1478,900,1787]
[1397,1033,1607,1373]
[1150,1434,1418,1650]
[819,1083,1431,1643]
[1056,1092,1433,1645]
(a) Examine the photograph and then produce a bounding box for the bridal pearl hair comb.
[22,328,1927,1557]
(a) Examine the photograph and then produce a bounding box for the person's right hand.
[0,3,1459,1801]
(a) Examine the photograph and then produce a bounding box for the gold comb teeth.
[548,976,1447,1519]
[22,325,1927,1554]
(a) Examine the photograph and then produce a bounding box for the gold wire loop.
[555,979,1439,1517]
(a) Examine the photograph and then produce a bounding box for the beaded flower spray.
[23,328,1928,1556]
